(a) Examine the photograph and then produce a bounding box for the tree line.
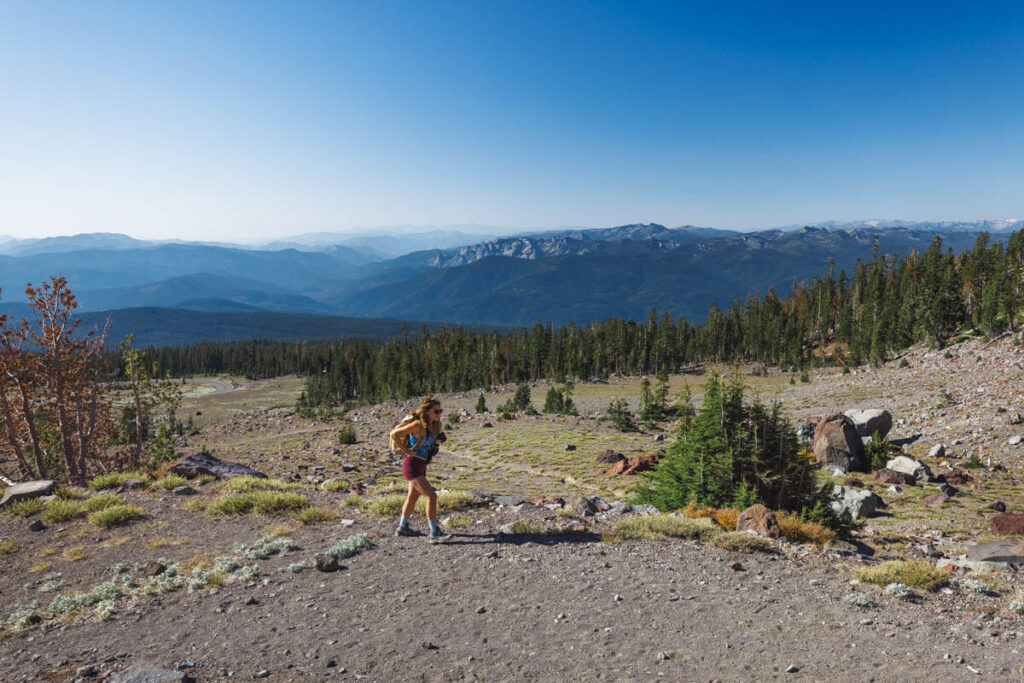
[132,231,1024,409]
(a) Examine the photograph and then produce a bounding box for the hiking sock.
[428,520,440,536]
[398,515,411,529]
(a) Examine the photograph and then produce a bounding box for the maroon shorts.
[402,456,428,481]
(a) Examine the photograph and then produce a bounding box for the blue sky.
[1,1,1023,241]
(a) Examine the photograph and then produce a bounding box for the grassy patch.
[854,559,949,591]
[88,505,145,528]
[4,498,45,518]
[614,514,723,542]
[213,476,304,493]
[55,486,89,500]
[0,539,18,554]
[88,472,145,491]
[321,479,350,492]
[61,546,85,562]
[290,506,338,524]
[709,532,774,553]
[29,561,51,573]
[153,475,188,491]
[195,474,216,484]
[344,490,481,518]
[41,500,84,524]
[99,535,131,549]
[83,493,124,512]
[205,491,308,516]
[680,502,737,530]
[146,537,188,550]
[261,523,293,537]
[178,498,207,512]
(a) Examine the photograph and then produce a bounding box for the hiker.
[390,396,451,543]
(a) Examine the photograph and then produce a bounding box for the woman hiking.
[389,397,451,543]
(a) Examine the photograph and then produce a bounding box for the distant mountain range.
[0,219,1018,342]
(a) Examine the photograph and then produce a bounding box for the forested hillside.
[144,232,1023,408]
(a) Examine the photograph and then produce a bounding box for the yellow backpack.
[389,414,424,454]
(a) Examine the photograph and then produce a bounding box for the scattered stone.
[990,513,1024,537]
[602,453,661,476]
[613,594,623,602]
[729,561,745,571]
[825,465,847,477]
[654,434,666,442]
[656,651,671,661]
[525,495,565,507]
[886,455,933,482]
[1007,413,1024,426]
[244,596,259,606]
[966,538,1024,564]
[945,469,971,485]
[169,452,266,480]
[873,468,915,485]
[844,409,893,439]
[595,450,625,464]
[786,665,800,674]
[0,480,55,508]
[476,606,487,614]
[824,539,875,557]
[1010,436,1023,446]
[939,483,961,497]
[564,444,576,451]
[813,414,865,471]
[481,422,493,428]
[77,664,99,678]
[888,485,903,495]
[341,464,357,473]
[831,486,884,519]
[121,478,146,491]
[929,444,946,459]
[315,555,339,572]
[110,662,187,683]
[736,504,781,539]
[143,561,166,577]
[922,494,951,507]
[253,671,269,680]
[172,486,196,496]
[985,501,1007,513]
[421,642,439,650]
[27,519,45,532]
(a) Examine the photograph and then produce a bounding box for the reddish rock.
[922,494,951,507]
[348,483,365,496]
[736,504,781,539]
[596,450,626,464]
[813,413,866,472]
[843,477,864,488]
[603,459,629,476]
[603,454,661,476]
[802,413,828,426]
[945,469,971,486]
[873,469,916,486]
[990,513,1024,536]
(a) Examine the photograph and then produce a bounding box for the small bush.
[233,536,296,560]
[338,425,357,445]
[213,476,303,493]
[48,581,120,616]
[505,522,545,535]
[614,514,722,542]
[475,394,487,413]
[4,499,45,518]
[885,582,916,601]
[55,487,89,500]
[195,474,216,484]
[865,435,894,471]
[290,506,338,524]
[62,547,85,562]
[776,512,835,546]
[679,502,737,530]
[0,539,18,554]
[88,505,145,528]
[88,473,132,491]
[84,494,124,512]
[1009,600,1024,615]
[325,533,373,560]
[961,454,984,469]
[604,398,639,432]
[709,532,773,553]
[153,475,188,491]
[320,479,350,492]
[854,559,949,591]
[843,592,877,609]
[205,491,308,516]
[41,500,84,524]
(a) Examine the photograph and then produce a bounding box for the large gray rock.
[813,414,866,471]
[0,480,55,509]
[169,452,265,480]
[844,409,893,439]
[966,538,1024,564]
[110,663,187,683]
[831,485,884,519]
[886,455,933,482]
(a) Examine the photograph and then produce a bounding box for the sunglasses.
[430,408,443,415]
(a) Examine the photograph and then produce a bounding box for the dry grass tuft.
[83,494,124,512]
[709,532,774,553]
[205,491,308,516]
[213,476,304,493]
[88,505,145,528]
[290,506,339,524]
[41,500,85,524]
[62,546,85,562]
[345,491,482,518]
[0,538,18,554]
[679,502,737,530]
[614,514,722,542]
[854,559,949,591]
[146,537,188,550]
[4,498,45,518]
[153,475,188,491]
[55,486,89,500]
[776,512,835,546]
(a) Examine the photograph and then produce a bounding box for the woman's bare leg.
[411,476,438,521]
[401,481,421,518]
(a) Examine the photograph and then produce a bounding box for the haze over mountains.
[0,219,1020,344]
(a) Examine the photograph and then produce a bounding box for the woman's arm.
[389,421,421,457]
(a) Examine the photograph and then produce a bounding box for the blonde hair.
[411,396,443,439]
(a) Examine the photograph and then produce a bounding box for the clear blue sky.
[1,1,1023,241]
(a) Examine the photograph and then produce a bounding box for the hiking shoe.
[395,526,420,537]
[428,532,452,544]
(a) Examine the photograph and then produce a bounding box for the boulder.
[844,409,893,439]
[966,538,1024,564]
[928,444,946,459]
[27,519,45,532]
[596,450,626,464]
[945,469,971,485]
[886,455,933,482]
[0,480,55,509]
[830,485,884,519]
[922,494,951,507]
[315,554,339,572]
[121,478,146,491]
[574,495,610,516]
[985,501,1007,512]
[736,504,781,539]
[169,452,266,480]
[938,483,961,497]
[990,513,1024,536]
[873,468,916,485]
[813,414,866,471]
[172,486,196,496]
